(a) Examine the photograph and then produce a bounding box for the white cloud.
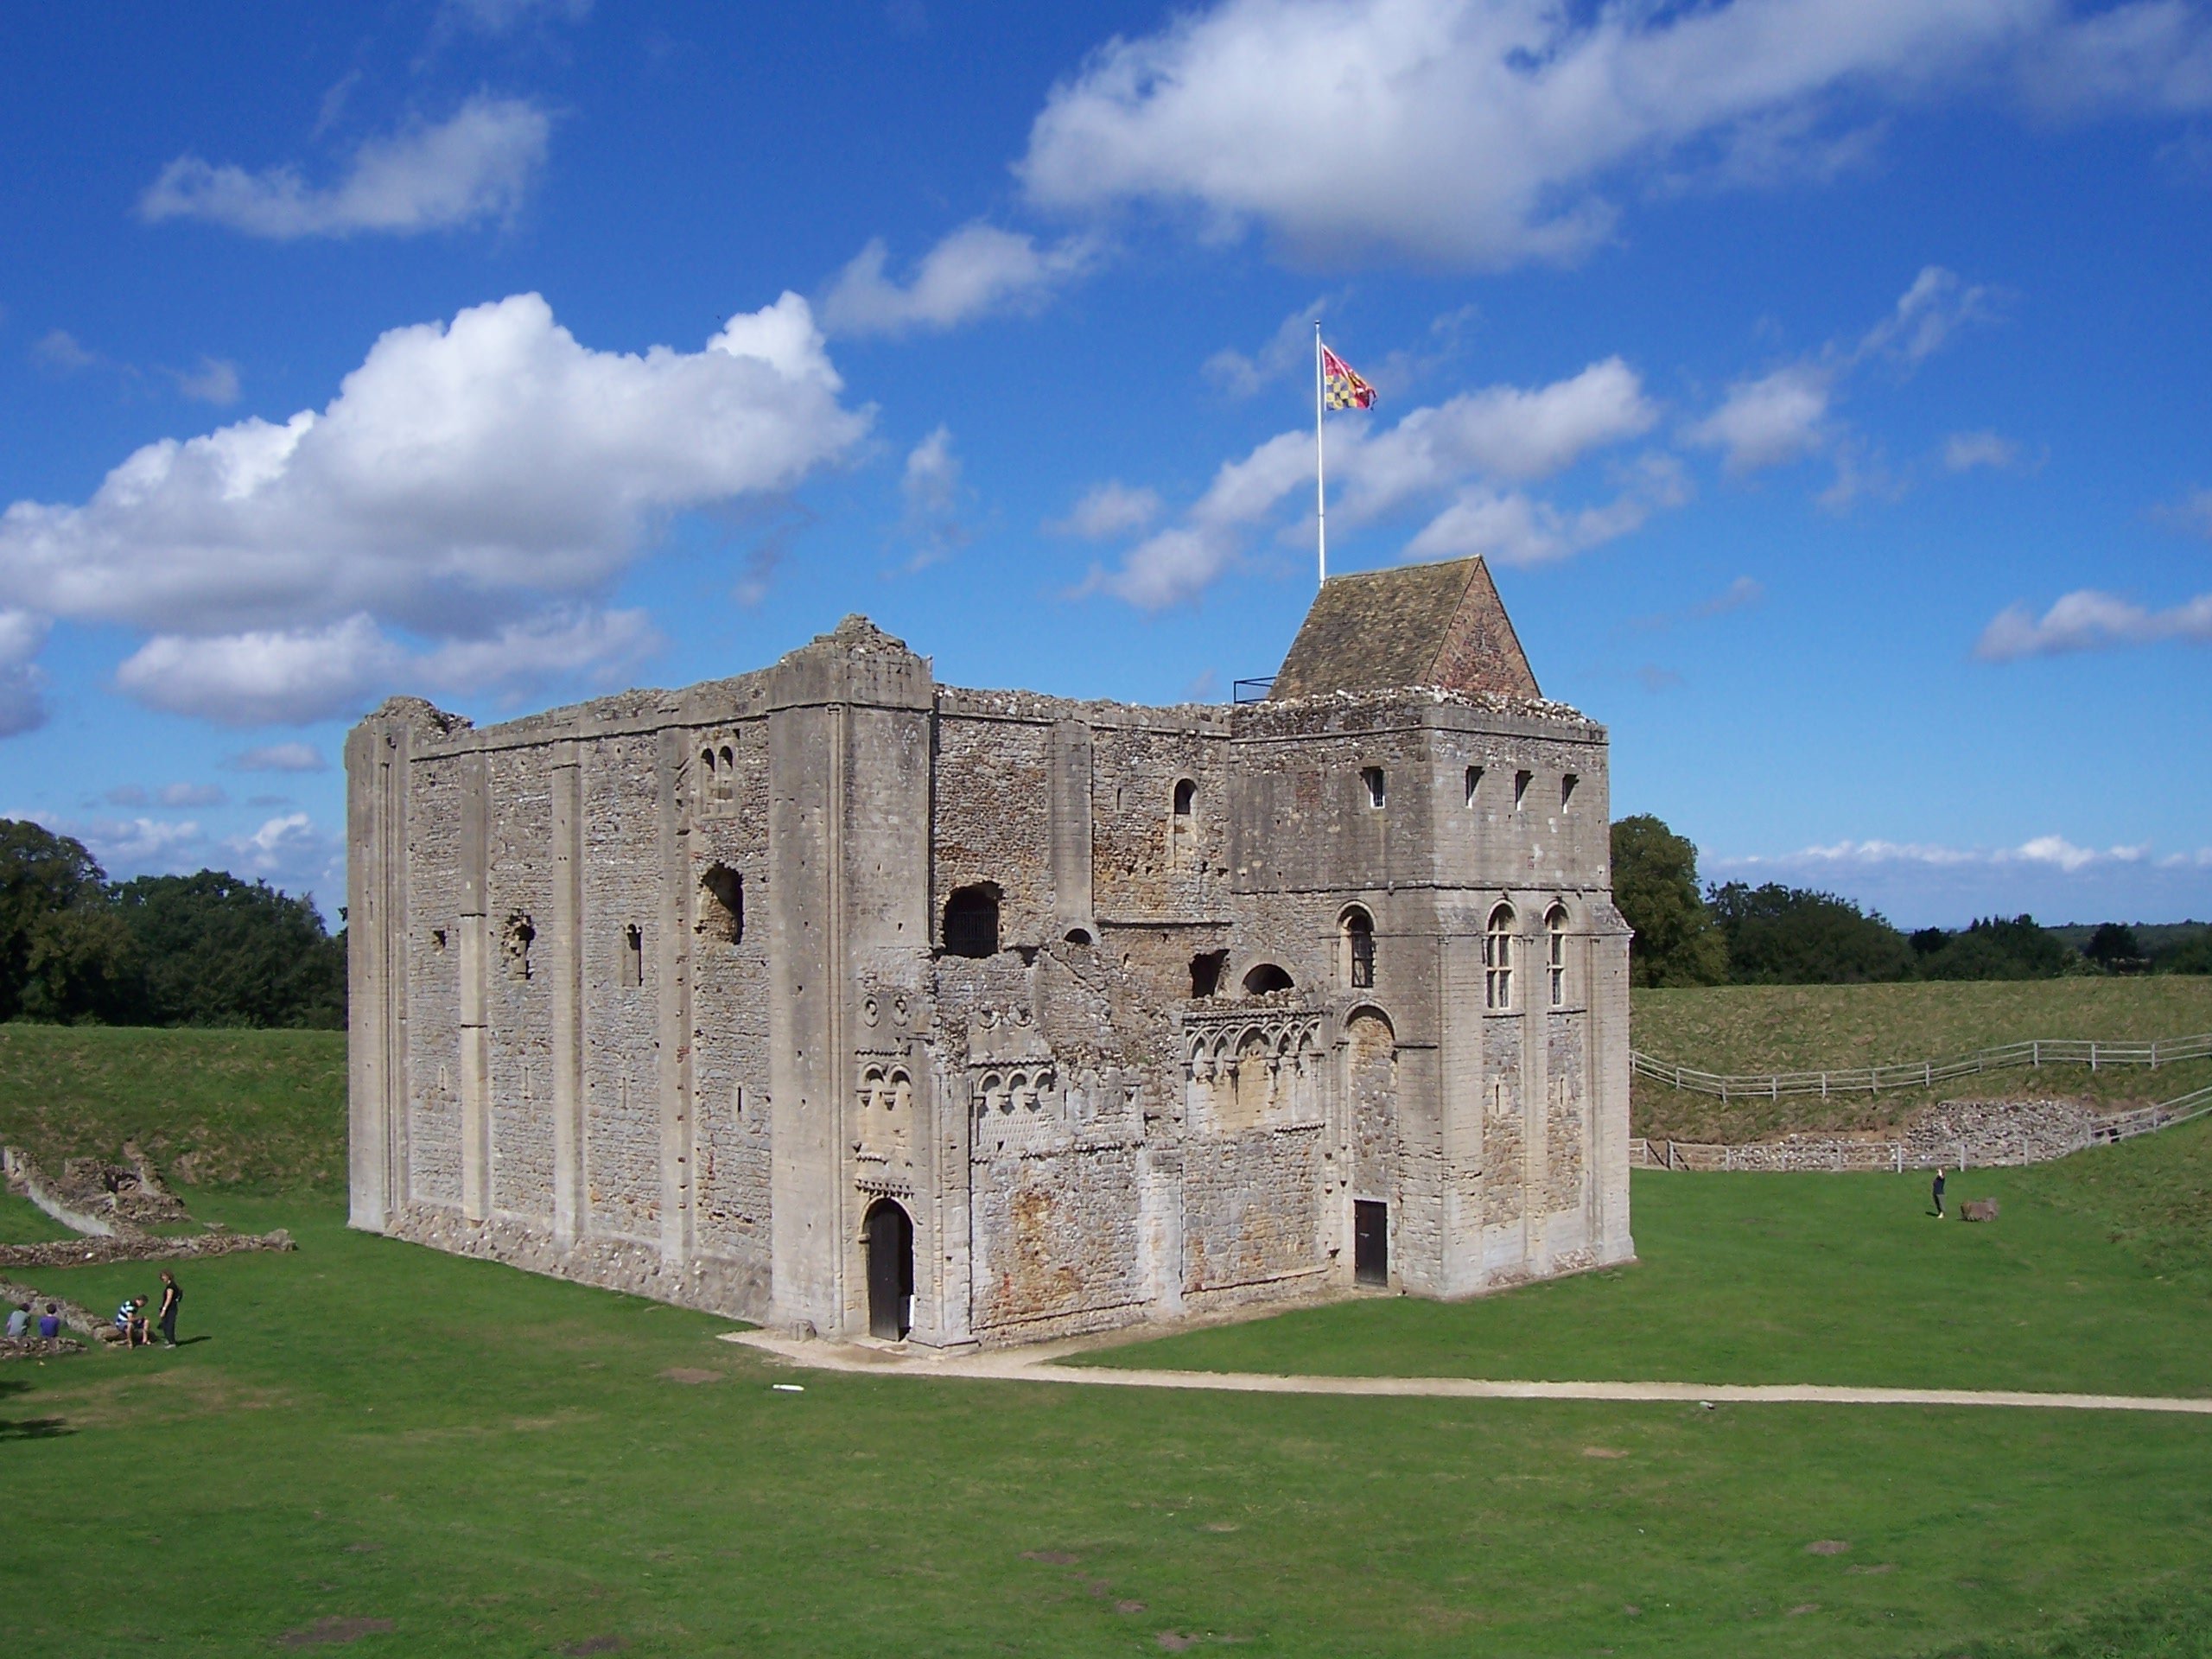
[31,330,97,373]
[226,742,327,773]
[1050,480,1163,539]
[140,95,551,239]
[0,608,49,738]
[0,290,868,724]
[2153,486,2212,537]
[1204,301,1332,397]
[1017,0,2112,270]
[1944,429,2019,471]
[820,223,1096,336]
[1975,588,2212,660]
[441,0,592,34]
[173,357,242,406]
[902,426,962,521]
[82,817,204,871]
[104,785,150,808]
[415,607,662,697]
[222,811,344,895]
[158,783,227,808]
[2020,0,2212,114]
[1085,358,1660,607]
[1715,834,2158,876]
[1695,575,1766,618]
[1687,365,1832,473]
[1857,265,2000,366]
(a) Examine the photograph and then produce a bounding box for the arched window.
[1242,962,1294,996]
[1170,778,1197,870]
[715,745,735,804]
[1546,904,1568,1007]
[1341,906,1375,989]
[1484,903,1515,1010]
[943,884,1000,958]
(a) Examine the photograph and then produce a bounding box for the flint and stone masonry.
[346,556,1635,1345]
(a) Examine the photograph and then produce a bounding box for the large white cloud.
[141,95,552,239]
[1083,357,1659,607]
[1019,0,2212,270]
[0,608,50,738]
[0,291,869,725]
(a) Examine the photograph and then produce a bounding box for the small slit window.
[1560,773,1579,811]
[1513,769,1532,810]
[716,745,735,804]
[1484,904,1515,1010]
[1173,779,1196,818]
[1546,904,1568,1007]
[1465,766,1484,807]
[1343,908,1376,989]
[621,923,645,988]
[1361,766,1386,809]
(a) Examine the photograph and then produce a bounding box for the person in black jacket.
[1931,1167,1947,1218]
[156,1270,181,1348]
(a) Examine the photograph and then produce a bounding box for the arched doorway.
[864,1199,913,1340]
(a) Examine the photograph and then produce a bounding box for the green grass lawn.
[0,1023,347,1191]
[1632,979,2212,1141]
[0,1141,2203,1655]
[1085,1116,2212,1397]
[0,1185,78,1243]
[4,1022,2211,1655]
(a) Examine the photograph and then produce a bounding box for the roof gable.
[1269,556,1539,700]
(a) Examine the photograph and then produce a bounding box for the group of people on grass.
[4,1300,67,1345]
[111,1270,182,1348]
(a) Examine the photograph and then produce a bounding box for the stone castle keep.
[346,555,1634,1346]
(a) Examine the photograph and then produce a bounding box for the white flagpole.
[1315,321,1327,588]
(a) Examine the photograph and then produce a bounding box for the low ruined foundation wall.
[1629,1096,2165,1173]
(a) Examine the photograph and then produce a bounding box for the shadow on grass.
[0,1374,73,1440]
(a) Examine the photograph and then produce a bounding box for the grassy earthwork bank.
[0,1009,2209,1656]
[1630,977,2212,1142]
[0,1022,347,1191]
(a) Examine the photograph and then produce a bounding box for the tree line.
[1612,814,2212,988]
[0,819,345,1027]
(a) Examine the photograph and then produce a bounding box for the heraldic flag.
[1321,342,1377,410]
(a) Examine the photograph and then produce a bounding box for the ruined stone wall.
[485,743,556,1221]
[405,754,467,1210]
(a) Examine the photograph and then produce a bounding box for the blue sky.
[2,0,2209,928]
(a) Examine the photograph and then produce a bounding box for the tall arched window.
[1546,904,1568,1007]
[1484,903,1515,1010]
[1341,906,1375,988]
[1170,778,1197,869]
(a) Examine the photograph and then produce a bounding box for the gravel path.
[721,1331,2212,1415]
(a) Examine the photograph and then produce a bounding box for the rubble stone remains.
[346,555,1633,1347]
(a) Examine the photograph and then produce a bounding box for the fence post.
[1894,1143,1903,1174]
[2091,1042,2099,1073]
[1821,1071,1828,1099]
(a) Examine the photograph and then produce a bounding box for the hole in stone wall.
[1465,766,1484,807]
[622,923,645,988]
[1560,772,1579,810]
[943,884,1000,959]
[698,865,744,945]
[501,914,534,982]
[431,928,448,953]
[1190,949,1227,999]
[1513,769,1532,809]
[1172,779,1196,817]
[1064,927,1093,947]
[1361,766,1386,809]
[1242,962,1294,996]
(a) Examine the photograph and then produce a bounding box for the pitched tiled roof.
[1270,556,1540,699]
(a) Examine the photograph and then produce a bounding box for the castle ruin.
[346,555,1634,1345]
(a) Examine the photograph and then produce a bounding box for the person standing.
[156,1270,181,1349]
[1932,1166,1947,1218]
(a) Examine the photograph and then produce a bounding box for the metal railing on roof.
[1231,677,1274,703]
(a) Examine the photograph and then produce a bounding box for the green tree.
[1610,815,1728,988]
[109,871,346,1028]
[2084,922,2145,972]
[1707,882,1916,984]
[0,819,123,1021]
[1916,915,2073,982]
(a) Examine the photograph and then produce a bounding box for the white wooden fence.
[1631,1032,2212,1102]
